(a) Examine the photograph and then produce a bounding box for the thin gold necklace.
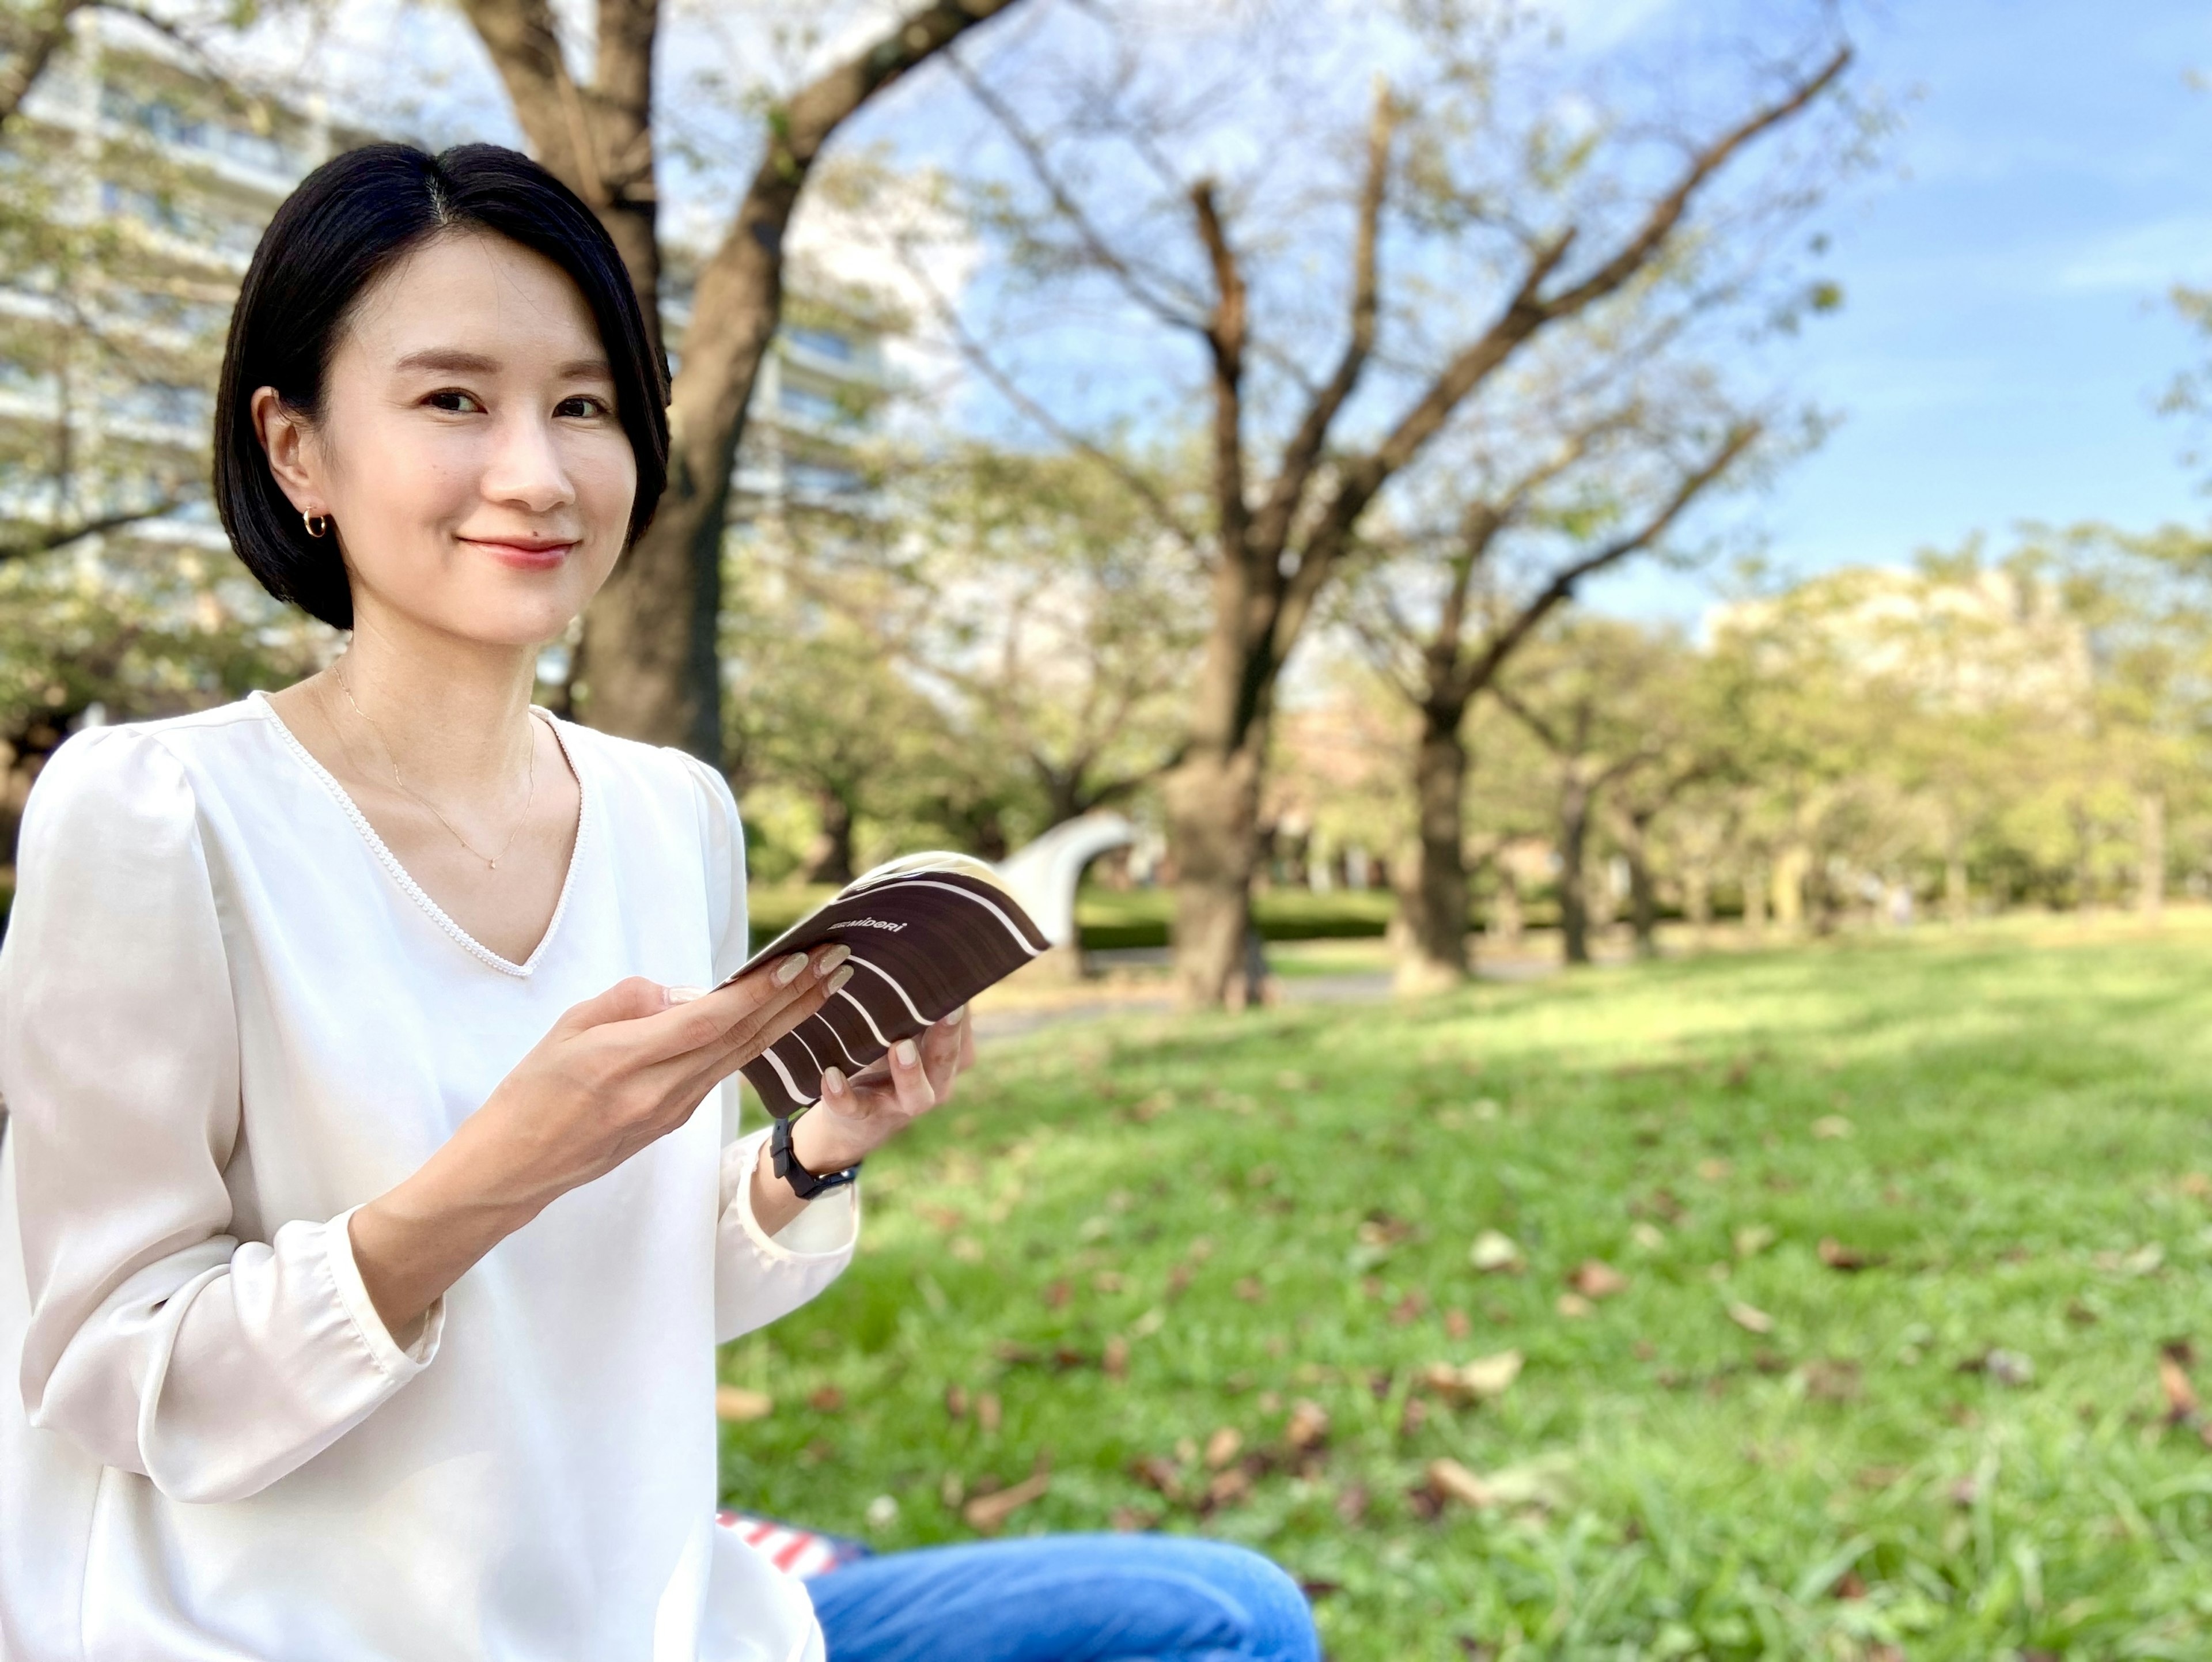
[331,658,538,872]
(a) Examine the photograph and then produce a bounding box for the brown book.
[729,854,1050,1118]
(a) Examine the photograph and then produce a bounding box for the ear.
[249,386,321,515]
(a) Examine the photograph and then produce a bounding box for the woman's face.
[255,230,638,649]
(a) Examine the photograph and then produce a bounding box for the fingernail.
[774,953,808,986]
[821,1065,847,1097]
[893,1038,919,1067]
[941,1004,967,1027]
[665,985,708,1005]
[816,942,853,976]
[827,965,854,994]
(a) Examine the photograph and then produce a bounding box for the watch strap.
[771,1111,860,1200]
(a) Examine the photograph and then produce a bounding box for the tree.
[1492,617,1695,965]
[459,0,1027,761]
[918,5,1855,1002]
[899,443,1202,828]
[1341,389,1758,987]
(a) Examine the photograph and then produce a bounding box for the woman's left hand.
[792,1006,976,1175]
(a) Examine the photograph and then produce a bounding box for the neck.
[332,608,543,793]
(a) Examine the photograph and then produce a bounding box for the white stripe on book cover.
[865,877,1049,956]
[839,986,892,1047]
[762,1044,809,1107]
[851,956,928,1025]
[813,1012,863,1068]
[789,1025,825,1077]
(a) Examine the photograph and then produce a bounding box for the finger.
[553,976,681,1039]
[657,960,855,1103]
[884,1035,939,1119]
[631,945,850,1066]
[916,1010,965,1100]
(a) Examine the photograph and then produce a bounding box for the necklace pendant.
[488,860,499,870]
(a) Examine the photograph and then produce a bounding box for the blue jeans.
[809,1534,1321,1662]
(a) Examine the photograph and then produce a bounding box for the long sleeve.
[3,728,439,1505]
[683,754,858,1342]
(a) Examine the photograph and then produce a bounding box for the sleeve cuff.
[721,1129,861,1261]
[325,1206,444,1377]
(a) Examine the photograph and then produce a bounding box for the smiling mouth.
[465,537,575,570]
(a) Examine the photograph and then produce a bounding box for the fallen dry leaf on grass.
[1205,1468,1252,1509]
[1817,1237,1880,1271]
[2181,1172,2212,1200]
[944,1385,969,1421]
[2159,1342,2204,1435]
[1389,1289,1430,1325]
[1425,1349,1525,1403]
[808,1385,844,1413]
[1427,1457,1496,1508]
[1468,1231,1526,1274]
[1727,1302,1775,1335]
[1569,1260,1628,1298]
[975,1392,1002,1434]
[1812,1115,1854,1139]
[1093,1271,1126,1294]
[1103,1335,1130,1379]
[1426,1454,1575,1513]
[1285,1400,1330,1449]
[1733,1225,1775,1259]
[1631,1221,1668,1252]
[1205,1427,1244,1468]
[1696,1159,1733,1182]
[963,1468,1050,1534]
[1445,1308,1473,1338]
[714,1386,772,1422]
[1234,1277,1266,1303]
[1556,1292,1593,1319]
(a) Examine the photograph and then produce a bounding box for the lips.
[466,538,575,571]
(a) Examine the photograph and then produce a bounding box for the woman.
[0,144,1319,1662]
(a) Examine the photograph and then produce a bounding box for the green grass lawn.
[718,919,2212,1660]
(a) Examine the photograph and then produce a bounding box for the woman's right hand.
[347,945,853,1340]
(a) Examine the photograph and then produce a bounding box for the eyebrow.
[394,349,614,380]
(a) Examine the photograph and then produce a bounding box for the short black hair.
[214,143,669,630]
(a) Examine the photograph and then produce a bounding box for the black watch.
[771,1111,860,1200]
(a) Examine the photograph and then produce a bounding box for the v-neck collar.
[251,688,592,979]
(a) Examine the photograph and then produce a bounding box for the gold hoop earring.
[302,510,331,539]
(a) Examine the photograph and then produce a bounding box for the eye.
[555,394,611,419]
[425,389,484,414]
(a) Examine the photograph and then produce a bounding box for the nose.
[481,405,574,517]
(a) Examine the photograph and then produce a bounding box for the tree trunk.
[1945,849,1969,925]
[2138,789,2165,922]
[1743,860,1767,936]
[1617,809,1659,960]
[1771,845,1809,932]
[2071,801,2097,917]
[1558,771,1592,966]
[1684,862,1713,949]
[1395,707,1471,993]
[803,789,856,886]
[1162,739,1266,1007]
[1489,867,1524,951]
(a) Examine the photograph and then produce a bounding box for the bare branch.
[1190,178,1250,568]
[1453,421,1759,702]
[1537,46,1852,319]
[895,238,1200,548]
[0,0,85,132]
[1245,78,1397,563]
[946,52,1206,330]
[0,498,186,563]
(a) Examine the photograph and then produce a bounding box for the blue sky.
[1588,0,2212,616]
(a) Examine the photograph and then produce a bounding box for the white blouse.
[0,694,858,1662]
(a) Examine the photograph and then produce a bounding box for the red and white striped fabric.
[715,1510,867,1581]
